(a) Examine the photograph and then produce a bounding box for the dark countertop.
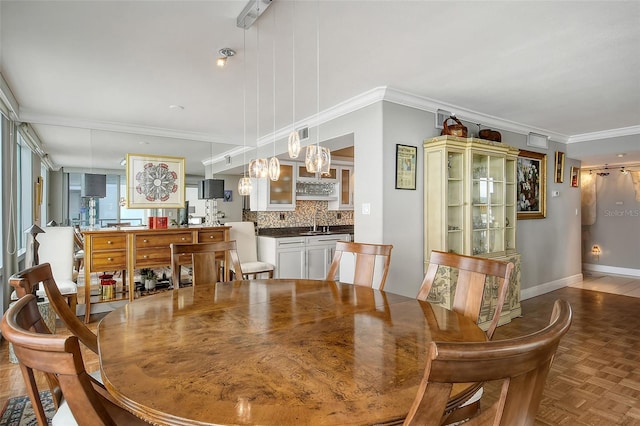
[256,225,354,238]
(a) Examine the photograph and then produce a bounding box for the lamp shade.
[82,173,107,198]
[199,179,224,200]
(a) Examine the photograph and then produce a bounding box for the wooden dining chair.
[10,263,99,354]
[417,250,514,340]
[171,241,244,289]
[416,251,514,423]
[1,294,149,426]
[326,241,393,290]
[403,299,572,426]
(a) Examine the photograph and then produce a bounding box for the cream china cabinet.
[423,135,521,328]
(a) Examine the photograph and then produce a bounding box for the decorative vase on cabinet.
[423,135,521,327]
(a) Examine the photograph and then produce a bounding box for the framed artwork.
[126,154,185,208]
[554,151,565,183]
[395,144,417,190]
[517,150,546,219]
[224,190,233,202]
[570,166,580,187]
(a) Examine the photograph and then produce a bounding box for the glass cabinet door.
[269,163,294,206]
[505,157,516,252]
[471,153,505,255]
[447,151,464,254]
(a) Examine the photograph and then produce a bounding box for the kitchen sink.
[298,231,335,236]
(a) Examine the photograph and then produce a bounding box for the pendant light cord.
[316,0,320,150]
[243,27,247,176]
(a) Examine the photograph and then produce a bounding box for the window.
[17,133,33,251]
[40,163,48,224]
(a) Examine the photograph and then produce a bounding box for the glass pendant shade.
[249,158,268,179]
[238,176,252,196]
[288,130,300,158]
[305,145,320,173]
[305,145,331,174]
[319,146,331,176]
[268,157,280,181]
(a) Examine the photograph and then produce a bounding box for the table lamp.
[82,173,107,228]
[199,179,224,226]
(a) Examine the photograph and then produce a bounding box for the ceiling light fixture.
[216,48,236,68]
[268,6,280,181]
[248,11,268,179]
[287,1,300,159]
[305,0,331,175]
[237,0,272,29]
[238,28,252,196]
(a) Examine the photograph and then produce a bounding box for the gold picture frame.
[554,151,565,183]
[570,166,580,187]
[126,154,185,209]
[517,150,546,219]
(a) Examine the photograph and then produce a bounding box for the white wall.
[582,170,640,275]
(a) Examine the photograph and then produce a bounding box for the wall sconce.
[591,244,601,260]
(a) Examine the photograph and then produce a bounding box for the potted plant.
[140,268,157,291]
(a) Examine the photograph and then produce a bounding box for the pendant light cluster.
[238,24,252,196]
[287,1,301,159]
[301,0,330,175]
[247,2,280,182]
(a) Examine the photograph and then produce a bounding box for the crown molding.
[0,72,20,119]
[255,86,386,148]
[567,125,640,143]
[18,109,230,144]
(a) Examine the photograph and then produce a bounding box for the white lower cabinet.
[258,234,349,279]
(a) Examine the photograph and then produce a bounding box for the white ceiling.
[1,1,639,175]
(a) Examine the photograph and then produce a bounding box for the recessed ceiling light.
[169,104,184,110]
[139,141,149,145]
[617,153,626,158]
[119,158,126,166]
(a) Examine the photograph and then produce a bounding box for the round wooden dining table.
[98,279,487,425]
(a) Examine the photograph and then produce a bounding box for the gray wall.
[582,171,640,271]
[318,101,583,298]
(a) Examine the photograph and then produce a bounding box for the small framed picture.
[517,150,547,219]
[395,144,417,190]
[570,166,580,187]
[224,190,233,202]
[554,151,565,183]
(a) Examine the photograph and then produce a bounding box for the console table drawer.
[136,233,193,248]
[91,235,126,250]
[91,251,127,270]
[135,248,171,267]
[198,231,225,242]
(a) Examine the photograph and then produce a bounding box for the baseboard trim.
[521,273,584,300]
[582,263,640,278]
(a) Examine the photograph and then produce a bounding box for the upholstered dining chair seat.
[238,260,275,276]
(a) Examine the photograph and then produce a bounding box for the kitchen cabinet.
[423,135,521,326]
[305,234,348,279]
[250,162,296,211]
[257,234,349,279]
[328,165,354,210]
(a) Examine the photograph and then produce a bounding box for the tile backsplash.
[243,200,353,229]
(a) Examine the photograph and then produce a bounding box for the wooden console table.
[82,226,229,323]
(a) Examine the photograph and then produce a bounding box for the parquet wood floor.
[1,283,639,425]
